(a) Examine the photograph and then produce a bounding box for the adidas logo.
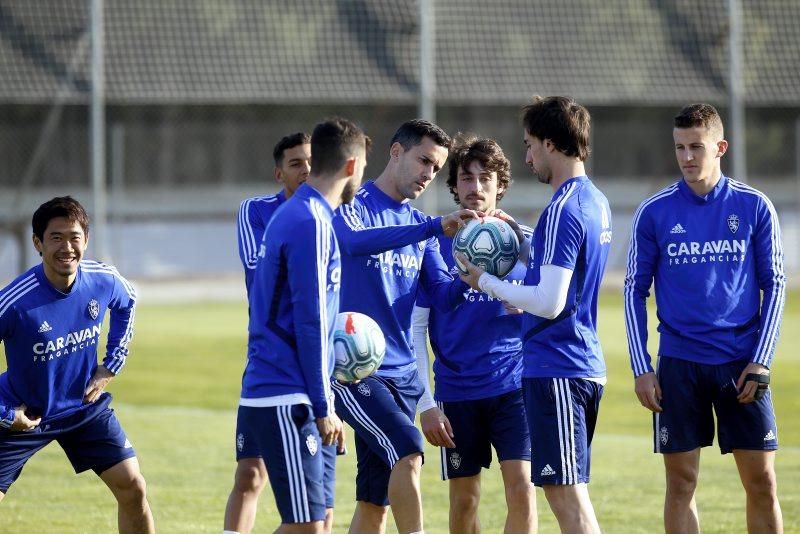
[670,223,687,234]
[540,464,556,477]
[764,430,776,441]
[38,321,52,333]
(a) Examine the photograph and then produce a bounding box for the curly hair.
[446,134,511,205]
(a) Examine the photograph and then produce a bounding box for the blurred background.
[0,0,799,287]
[2,3,799,531]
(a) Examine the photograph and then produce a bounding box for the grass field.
[1,291,798,533]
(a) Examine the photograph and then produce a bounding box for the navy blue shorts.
[439,389,530,480]
[0,393,136,493]
[332,372,425,507]
[235,404,336,509]
[523,377,603,487]
[236,403,334,524]
[655,356,779,454]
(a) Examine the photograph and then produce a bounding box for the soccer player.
[0,196,154,533]
[331,119,479,534]
[228,118,368,534]
[458,97,612,534]
[624,103,785,533]
[412,135,537,533]
[227,132,316,533]
[237,132,311,292]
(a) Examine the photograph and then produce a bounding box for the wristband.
[745,373,770,400]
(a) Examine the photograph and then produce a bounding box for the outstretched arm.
[463,261,572,319]
[334,204,480,256]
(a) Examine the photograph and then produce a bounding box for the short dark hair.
[390,119,452,151]
[273,132,311,166]
[447,134,511,205]
[32,196,90,240]
[310,118,370,176]
[674,103,724,137]
[521,96,591,161]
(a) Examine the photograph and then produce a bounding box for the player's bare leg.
[323,508,334,534]
[99,457,154,534]
[388,452,424,533]
[224,457,268,534]
[276,521,325,533]
[349,501,389,533]
[449,474,481,533]
[733,449,783,533]
[0,490,5,502]
[663,449,700,534]
[542,483,599,534]
[500,459,537,533]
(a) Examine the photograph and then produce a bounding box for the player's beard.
[341,179,357,204]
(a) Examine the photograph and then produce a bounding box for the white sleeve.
[517,236,532,266]
[478,264,572,319]
[411,305,436,413]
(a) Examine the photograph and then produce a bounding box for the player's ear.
[274,166,283,184]
[344,157,357,177]
[32,234,43,256]
[389,142,403,160]
[496,181,507,198]
[716,139,728,158]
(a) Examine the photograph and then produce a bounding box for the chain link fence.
[1,0,798,281]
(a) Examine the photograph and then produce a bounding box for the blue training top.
[0,261,136,427]
[333,180,468,378]
[624,176,785,376]
[416,226,532,402]
[241,184,340,418]
[237,191,287,293]
[522,176,612,379]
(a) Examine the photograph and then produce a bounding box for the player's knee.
[741,468,778,501]
[115,472,148,505]
[235,462,267,493]
[450,487,480,514]
[506,478,535,508]
[356,500,389,525]
[665,468,698,499]
[542,485,573,516]
[393,452,423,476]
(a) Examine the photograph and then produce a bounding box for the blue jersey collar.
[295,182,335,216]
[364,180,408,209]
[550,175,588,202]
[35,262,82,298]
[678,174,727,205]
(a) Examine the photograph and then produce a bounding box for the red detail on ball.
[345,313,356,334]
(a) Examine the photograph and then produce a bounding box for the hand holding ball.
[452,216,520,278]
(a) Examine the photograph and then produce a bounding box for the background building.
[1,0,798,282]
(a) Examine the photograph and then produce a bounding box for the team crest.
[306,434,318,456]
[357,382,371,396]
[449,452,462,469]
[727,214,740,234]
[87,299,99,320]
[236,433,244,452]
[417,241,425,251]
[660,426,669,446]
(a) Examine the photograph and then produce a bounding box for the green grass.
[1,292,798,532]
